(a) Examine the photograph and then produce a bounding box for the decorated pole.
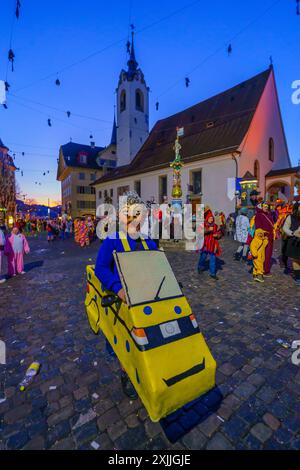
[170,127,184,210]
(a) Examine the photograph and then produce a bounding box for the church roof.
[60,141,104,170]
[94,67,272,185]
[110,115,117,146]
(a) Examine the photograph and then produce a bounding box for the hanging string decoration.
[227,44,232,55]
[297,0,300,15]
[66,111,71,118]
[47,118,52,127]
[16,0,21,19]
[185,77,190,88]
[55,78,61,86]
[155,101,159,111]
[8,49,15,72]
[5,81,10,91]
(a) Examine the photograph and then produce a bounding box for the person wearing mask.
[95,192,157,399]
[234,207,250,261]
[198,212,222,280]
[255,202,275,276]
[4,226,30,277]
[283,202,300,286]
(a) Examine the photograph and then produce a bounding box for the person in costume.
[226,213,235,238]
[46,221,54,242]
[283,202,300,286]
[250,228,269,283]
[234,207,250,261]
[0,226,6,283]
[255,202,275,276]
[274,201,293,273]
[95,191,157,399]
[4,226,30,277]
[198,212,222,280]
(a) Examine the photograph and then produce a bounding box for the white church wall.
[95,154,236,216]
[238,70,290,196]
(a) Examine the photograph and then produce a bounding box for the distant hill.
[16,199,62,218]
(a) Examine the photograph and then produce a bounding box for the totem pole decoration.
[170,127,184,209]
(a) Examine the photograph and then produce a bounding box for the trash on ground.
[276,339,289,349]
[90,441,100,450]
[19,362,40,391]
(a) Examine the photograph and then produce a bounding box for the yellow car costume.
[85,235,216,422]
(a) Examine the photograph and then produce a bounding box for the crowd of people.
[1,193,300,287]
[205,196,300,285]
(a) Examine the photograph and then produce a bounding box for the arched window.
[254,160,260,187]
[268,137,274,162]
[120,90,126,112]
[135,89,144,112]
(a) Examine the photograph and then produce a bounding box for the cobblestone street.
[1,234,300,450]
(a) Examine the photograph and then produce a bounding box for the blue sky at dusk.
[1,0,299,204]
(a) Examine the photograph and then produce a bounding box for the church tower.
[116,32,149,167]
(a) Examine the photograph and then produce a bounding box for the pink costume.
[4,233,30,276]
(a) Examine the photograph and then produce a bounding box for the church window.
[268,137,274,162]
[192,170,202,194]
[134,180,141,196]
[135,89,144,112]
[254,160,260,186]
[120,90,126,112]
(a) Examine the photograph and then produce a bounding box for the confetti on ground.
[90,441,100,450]
[49,386,57,391]
[93,361,98,366]
[92,393,99,400]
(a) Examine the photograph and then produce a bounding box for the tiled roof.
[61,142,104,170]
[266,166,300,177]
[95,68,272,185]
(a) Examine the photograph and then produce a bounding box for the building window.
[192,170,202,194]
[104,190,108,199]
[78,154,87,164]
[269,137,274,162]
[134,180,141,197]
[117,185,130,197]
[120,90,126,112]
[254,160,260,187]
[135,89,144,112]
[110,188,113,198]
[99,191,102,199]
[159,175,168,204]
[90,173,96,181]
[79,173,85,180]
[76,186,96,194]
[77,200,96,209]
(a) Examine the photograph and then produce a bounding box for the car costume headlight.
[131,328,149,346]
[189,314,198,328]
